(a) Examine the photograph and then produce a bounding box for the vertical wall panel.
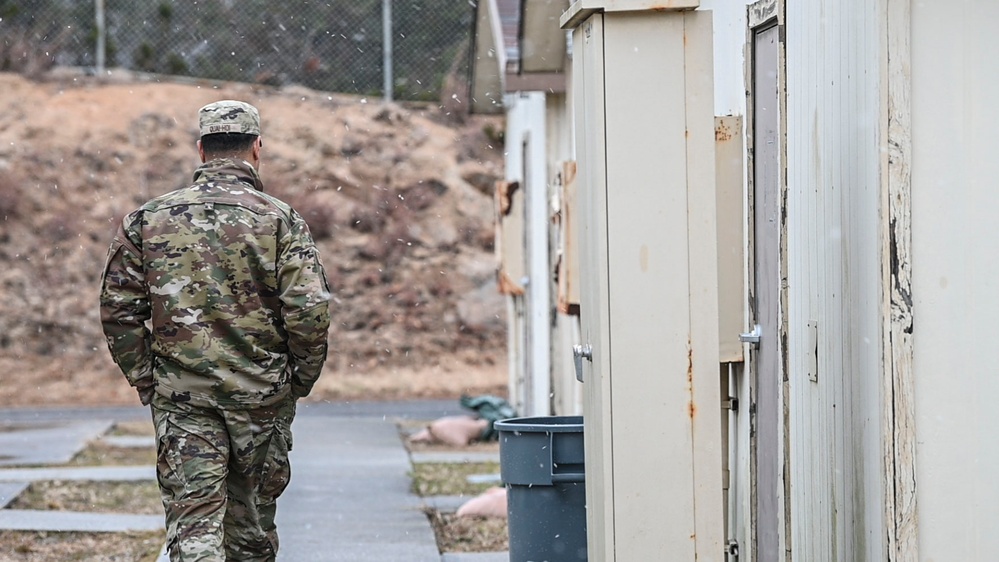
[603,14,696,558]
[504,92,552,417]
[570,8,723,559]
[785,1,884,560]
[546,92,584,417]
[911,2,999,560]
[570,14,614,560]
[700,3,754,555]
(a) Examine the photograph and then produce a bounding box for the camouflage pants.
[151,393,296,562]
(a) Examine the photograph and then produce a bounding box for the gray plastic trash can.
[496,415,586,562]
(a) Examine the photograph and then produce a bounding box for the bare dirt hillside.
[0,71,507,407]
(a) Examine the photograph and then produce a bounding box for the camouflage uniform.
[100,100,330,561]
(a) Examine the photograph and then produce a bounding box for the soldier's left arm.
[277,214,332,399]
[99,214,155,404]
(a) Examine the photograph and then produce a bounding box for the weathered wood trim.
[497,180,520,216]
[882,0,919,559]
[744,2,788,559]
[495,180,527,296]
[742,9,760,559]
[557,161,580,314]
[774,3,792,560]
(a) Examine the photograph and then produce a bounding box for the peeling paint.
[497,180,520,216]
[884,0,918,558]
[748,0,779,28]
[497,269,526,296]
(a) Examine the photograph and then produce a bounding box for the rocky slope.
[0,70,507,406]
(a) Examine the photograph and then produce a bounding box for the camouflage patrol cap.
[198,100,261,137]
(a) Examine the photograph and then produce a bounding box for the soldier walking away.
[100,100,332,561]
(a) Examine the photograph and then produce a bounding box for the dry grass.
[0,530,165,562]
[425,509,508,553]
[402,419,508,553]
[410,460,508,554]
[0,354,509,407]
[309,362,508,402]
[410,462,501,497]
[9,480,162,515]
[407,440,500,454]
[69,442,156,467]
[109,420,156,437]
[0,425,164,560]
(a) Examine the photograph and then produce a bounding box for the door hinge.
[723,397,739,412]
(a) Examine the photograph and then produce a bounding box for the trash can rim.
[495,415,583,434]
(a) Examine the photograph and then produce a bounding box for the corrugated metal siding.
[785,2,884,560]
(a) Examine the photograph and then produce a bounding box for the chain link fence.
[0,0,474,102]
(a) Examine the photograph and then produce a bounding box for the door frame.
[745,0,789,560]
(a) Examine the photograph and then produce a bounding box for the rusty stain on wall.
[687,338,697,419]
[715,120,734,142]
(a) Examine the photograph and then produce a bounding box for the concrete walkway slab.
[0,481,29,509]
[101,435,155,448]
[441,553,509,562]
[0,509,163,532]
[0,402,513,561]
[0,465,154,482]
[276,417,441,561]
[411,451,501,464]
[0,419,112,466]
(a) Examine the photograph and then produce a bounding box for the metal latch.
[727,539,740,560]
[739,324,762,346]
[572,344,592,382]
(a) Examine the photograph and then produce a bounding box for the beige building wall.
[911,2,999,560]
[567,7,724,560]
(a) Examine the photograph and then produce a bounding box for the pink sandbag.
[425,415,489,446]
[456,486,507,519]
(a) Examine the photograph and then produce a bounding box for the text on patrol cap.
[198,100,261,137]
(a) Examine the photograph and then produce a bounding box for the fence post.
[382,0,393,102]
[95,0,106,73]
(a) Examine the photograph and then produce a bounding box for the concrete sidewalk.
[278,416,440,561]
[280,405,506,561]
[0,401,508,562]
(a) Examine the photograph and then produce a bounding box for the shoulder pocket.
[100,240,125,290]
[312,250,332,294]
[100,221,145,294]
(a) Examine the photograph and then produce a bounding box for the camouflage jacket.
[100,158,331,409]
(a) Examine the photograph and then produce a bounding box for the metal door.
[751,21,782,562]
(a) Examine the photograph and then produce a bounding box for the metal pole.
[382,0,393,102]
[95,0,106,74]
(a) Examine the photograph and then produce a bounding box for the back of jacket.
[100,159,331,409]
